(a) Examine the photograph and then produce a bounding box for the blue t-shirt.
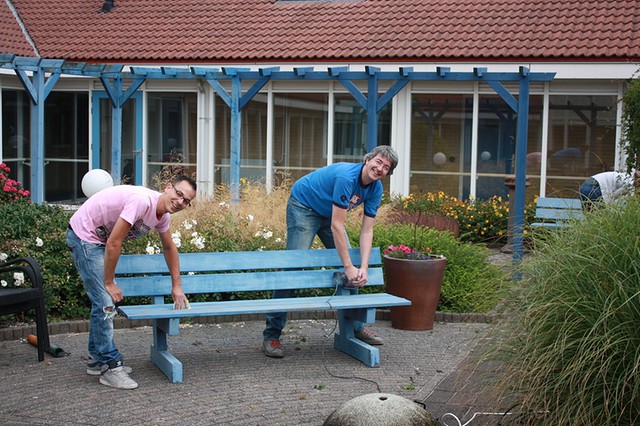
[290,162,383,218]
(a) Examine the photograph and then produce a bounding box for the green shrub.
[368,222,509,313]
[0,202,84,323]
[499,198,640,425]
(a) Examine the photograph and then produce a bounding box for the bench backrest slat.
[116,248,379,275]
[116,248,384,297]
[535,197,584,221]
[117,268,385,297]
[536,197,582,209]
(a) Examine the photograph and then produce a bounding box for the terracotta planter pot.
[382,255,447,331]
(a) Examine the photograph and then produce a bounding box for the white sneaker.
[87,361,132,376]
[99,361,138,390]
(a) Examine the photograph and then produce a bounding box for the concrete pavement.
[0,316,515,425]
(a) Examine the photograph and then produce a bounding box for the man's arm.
[103,217,132,303]
[358,214,375,271]
[158,229,188,309]
[331,205,368,286]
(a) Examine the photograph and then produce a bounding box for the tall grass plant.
[499,198,640,425]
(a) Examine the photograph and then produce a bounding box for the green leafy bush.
[0,202,84,323]
[369,222,508,313]
[499,198,640,425]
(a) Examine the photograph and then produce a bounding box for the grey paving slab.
[0,319,495,426]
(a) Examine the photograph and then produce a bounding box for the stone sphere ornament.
[81,169,114,198]
[323,393,438,426]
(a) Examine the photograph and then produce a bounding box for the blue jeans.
[263,197,364,340]
[66,228,122,365]
[579,177,602,210]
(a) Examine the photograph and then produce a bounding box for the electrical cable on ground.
[319,274,383,393]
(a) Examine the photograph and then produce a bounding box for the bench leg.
[151,319,183,383]
[333,308,380,367]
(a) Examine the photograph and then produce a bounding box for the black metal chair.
[0,257,50,361]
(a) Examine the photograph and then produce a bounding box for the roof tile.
[1,0,639,63]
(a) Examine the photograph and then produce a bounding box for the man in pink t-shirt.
[66,175,196,390]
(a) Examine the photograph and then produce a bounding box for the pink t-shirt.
[69,185,170,245]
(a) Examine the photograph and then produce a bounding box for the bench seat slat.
[118,293,411,320]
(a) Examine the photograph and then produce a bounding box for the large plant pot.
[383,255,447,331]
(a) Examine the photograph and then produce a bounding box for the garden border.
[0,310,495,342]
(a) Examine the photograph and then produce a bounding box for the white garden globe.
[81,169,113,198]
[480,151,492,161]
[433,152,447,166]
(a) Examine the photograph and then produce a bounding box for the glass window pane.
[546,94,618,197]
[214,94,267,185]
[334,93,391,162]
[411,94,473,199]
[273,93,328,181]
[44,92,89,201]
[475,93,543,200]
[147,92,197,187]
[2,89,31,191]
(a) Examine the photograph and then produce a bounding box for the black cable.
[320,275,383,393]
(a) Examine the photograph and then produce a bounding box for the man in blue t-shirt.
[262,145,399,358]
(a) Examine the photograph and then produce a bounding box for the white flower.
[247,214,254,222]
[191,219,197,226]
[190,234,205,250]
[182,220,193,230]
[188,271,195,275]
[13,272,24,286]
[1,280,7,287]
[171,231,182,248]
[263,230,273,239]
[275,238,282,243]
[0,252,7,261]
[145,243,155,255]
[35,237,44,247]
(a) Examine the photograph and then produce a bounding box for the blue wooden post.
[111,76,123,185]
[512,67,531,271]
[230,75,242,204]
[30,70,45,203]
[14,59,62,204]
[366,68,379,153]
[99,70,144,185]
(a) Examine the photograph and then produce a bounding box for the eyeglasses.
[172,184,193,207]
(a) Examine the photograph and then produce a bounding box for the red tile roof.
[0,2,36,57]
[2,0,640,63]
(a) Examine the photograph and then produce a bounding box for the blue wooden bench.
[115,247,410,383]
[530,197,584,229]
